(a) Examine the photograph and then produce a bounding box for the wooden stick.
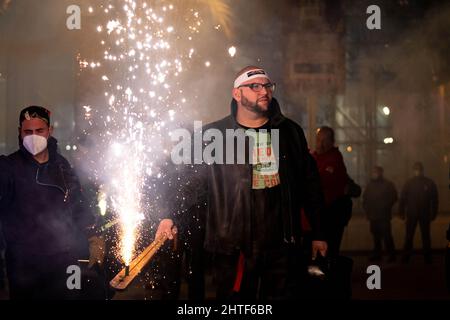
[109,234,168,290]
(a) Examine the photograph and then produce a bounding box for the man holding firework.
[157,66,327,299]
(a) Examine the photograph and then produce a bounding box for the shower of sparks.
[98,189,108,216]
[199,0,232,38]
[80,0,208,267]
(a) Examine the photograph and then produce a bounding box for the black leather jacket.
[0,137,94,256]
[171,98,325,255]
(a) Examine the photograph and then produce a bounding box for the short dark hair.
[318,126,335,142]
[413,162,424,171]
[373,166,384,174]
[19,106,51,127]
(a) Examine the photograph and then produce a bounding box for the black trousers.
[403,216,431,257]
[325,197,353,258]
[184,244,205,300]
[326,225,346,259]
[369,219,395,256]
[6,250,81,300]
[211,245,306,300]
[147,229,205,300]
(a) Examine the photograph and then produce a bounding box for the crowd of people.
[0,66,447,300]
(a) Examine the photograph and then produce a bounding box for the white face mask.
[23,134,48,156]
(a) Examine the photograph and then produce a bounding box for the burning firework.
[109,233,168,290]
[79,0,232,271]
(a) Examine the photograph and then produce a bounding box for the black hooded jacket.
[0,137,94,257]
[171,98,325,255]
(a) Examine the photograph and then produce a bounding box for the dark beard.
[241,95,271,117]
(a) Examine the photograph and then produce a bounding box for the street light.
[383,137,394,144]
[228,46,236,57]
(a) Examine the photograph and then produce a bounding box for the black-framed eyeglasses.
[238,82,276,93]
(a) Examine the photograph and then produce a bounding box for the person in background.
[312,126,352,259]
[399,162,438,264]
[363,166,398,262]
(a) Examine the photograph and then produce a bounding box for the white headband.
[233,69,271,88]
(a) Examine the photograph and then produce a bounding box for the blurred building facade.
[282,0,450,214]
[0,0,449,214]
[0,0,81,158]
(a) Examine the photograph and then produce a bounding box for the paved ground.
[113,249,450,300]
[0,250,448,300]
[348,250,449,300]
[341,213,450,251]
[1,214,449,300]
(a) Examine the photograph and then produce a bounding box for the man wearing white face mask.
[0,106,104,299]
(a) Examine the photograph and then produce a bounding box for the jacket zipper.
[35,164,69,202]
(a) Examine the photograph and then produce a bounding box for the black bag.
[346,176,362,198]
